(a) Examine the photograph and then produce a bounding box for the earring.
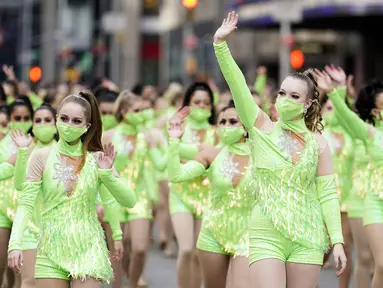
[303,107,307,115]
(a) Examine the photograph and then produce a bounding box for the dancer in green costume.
[0,98,33,287]
[168,82,218,288]
[213,12,346,287]
[102,90,166,288]
[8,91,136,287]
[7,104,57,288]
[316,68,382,288]
[168,102,251,288]
[321,88,354,288]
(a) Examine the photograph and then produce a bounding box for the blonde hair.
[164,82,183,106]
[113,90,141,121]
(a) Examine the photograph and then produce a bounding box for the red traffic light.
[290,49,304,70]
[182,0,198,9]
[29,66,42,83]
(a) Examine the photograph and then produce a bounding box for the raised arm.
[97,144,136,208]
[213,12,270,129]
[315,68,371,142]
[167,119,208,183]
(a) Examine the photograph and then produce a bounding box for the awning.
[229,0,383,26]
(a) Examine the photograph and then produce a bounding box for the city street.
[105,245,342,288]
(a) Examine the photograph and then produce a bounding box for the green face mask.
[9,121,32,134]
[275,98,304,122]
[143,109,154,122]
[217,126,246,145]
[33,125,57,143]
[56,121,87,143]
[102,115,118,131]
[125,112,145,126]
[189,107,211,122]
[0,128,8,135]
[323,112,339,127]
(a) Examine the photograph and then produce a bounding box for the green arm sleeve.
[99,185,123,240]
[179,143,199,160]
[0,162,15,181]
[149,146,167,172]
[316,175,344,246]
[214,41,259,129]
[328,87,368,142]
[253,74,267,96]
[28,92,43,110]
[98,169,137,208]
[8,182,41,251]
[168,138,206,183]
[14,148,28,191]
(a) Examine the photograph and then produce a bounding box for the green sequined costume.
[0,134,18,228]
[106,123,166,223]
[346,140,369,218]
[8,140,136,282]
[214,41,343,265]
[168,138,252,256]
[169,120,216,219]
[323,123,354,212]
[328,87,383,226]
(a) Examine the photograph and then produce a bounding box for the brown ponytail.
[78,90,103,153]
[289,69,324,133]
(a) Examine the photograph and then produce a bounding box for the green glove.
[168,138,205,183]
[214,41,259,129]
[14,148,28,191]
[328,87,368,142]
[98,169,137,208]
[316,175,344,246]
[99,184,123,241]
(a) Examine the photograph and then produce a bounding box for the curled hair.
[58,90,103,157]
[355,79,383,126]
[113,90,141,122]
[182,82,216,125]
[288,69,323,133]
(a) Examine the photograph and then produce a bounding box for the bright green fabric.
[214,40,342,251]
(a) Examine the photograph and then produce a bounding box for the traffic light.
[290,49,304,70]
[182,0,198,9]
[29,66,42,83]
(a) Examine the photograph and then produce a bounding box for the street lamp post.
[272,1,302,84]
[20,0,33,82]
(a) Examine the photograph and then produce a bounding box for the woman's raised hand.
[97,143,117,169]
[11,129,32,148]
[213,11,238,44]
[168,106,189,139]
[324,65,346,86]
[314,69,336,94]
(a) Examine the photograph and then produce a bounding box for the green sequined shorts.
[0,213,11,229]
[363,192,383,226]
[169,191,202,220]
[35,254,70,280]
[249,206,323,265]
[346,192,365,219]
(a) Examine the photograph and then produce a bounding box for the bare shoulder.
[313,132,328,154]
